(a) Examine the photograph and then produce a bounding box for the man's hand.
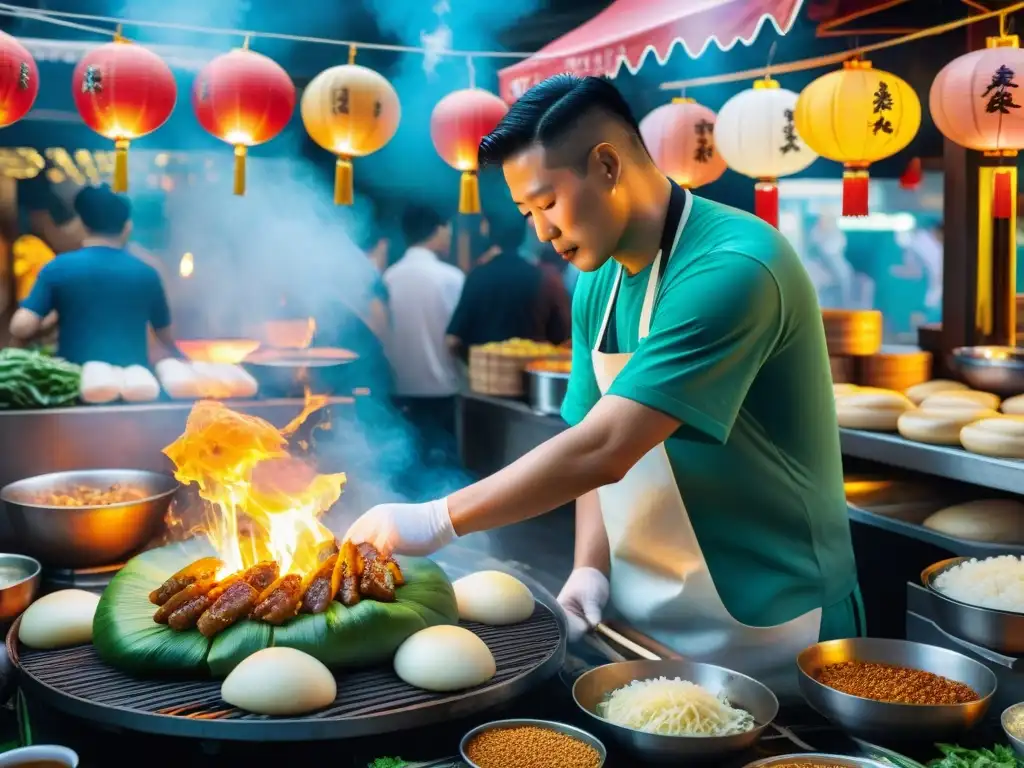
[557,567,609,642]
[343,498,457,556]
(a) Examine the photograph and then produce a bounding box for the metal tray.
[848,505,1024,559]
[921,557,1024,655]
[8,602,566,742]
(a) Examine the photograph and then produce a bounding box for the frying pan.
[241,347,358,397]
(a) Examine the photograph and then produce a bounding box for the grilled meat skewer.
[301,554,339,614]
[252,573,304,624]
[149,557,222,606]
[197,581,259,638]
[154,576,217,623]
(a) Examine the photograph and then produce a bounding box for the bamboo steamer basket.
[830,356,855,384]
[857,346,933,392]
[468,344,566,397]
[821,309,883,356]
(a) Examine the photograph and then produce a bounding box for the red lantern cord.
[842,164,870,217]
[754,180,779,228]
[993,168,1013,219]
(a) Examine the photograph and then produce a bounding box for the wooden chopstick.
[594,623,662,661]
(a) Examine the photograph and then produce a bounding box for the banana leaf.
[93,540,459,678]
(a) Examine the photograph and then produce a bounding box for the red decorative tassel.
[993,169,1013,219]
[842,166,869,217]
[754,179,779,228]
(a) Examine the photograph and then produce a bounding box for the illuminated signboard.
[0,147,115,183]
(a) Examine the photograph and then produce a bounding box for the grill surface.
[10,604,564,741]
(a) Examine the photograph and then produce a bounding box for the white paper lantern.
[716,78,818,226]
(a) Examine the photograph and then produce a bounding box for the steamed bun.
[394,625,496,692]
[222,647,336,715]
[454,570,535,625]
[19,589,99,650]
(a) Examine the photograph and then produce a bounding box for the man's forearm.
[574,490,610,573]
[447,410,623,536]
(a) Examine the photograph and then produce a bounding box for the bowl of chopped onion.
[571,659,778,762]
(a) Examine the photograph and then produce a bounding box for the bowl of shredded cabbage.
[572,660,778,762]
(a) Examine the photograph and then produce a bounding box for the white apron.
[593,188,821,697]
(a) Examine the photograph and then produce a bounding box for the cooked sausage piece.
[252,574,303,625]
[197,581,259,638]
[317,540,339,565]
[359,558,396,602]
[301,555,339,614]
[167,594,213,631]
[243,561,280,593]
[154,577,217,624]
[149,557,222,605]
[334,541,361,607]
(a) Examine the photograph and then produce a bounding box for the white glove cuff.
[431,497,458,546]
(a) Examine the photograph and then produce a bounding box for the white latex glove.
[343,498,457,556]
[557,567,610,642]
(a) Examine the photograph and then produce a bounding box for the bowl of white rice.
[923,556,1024,655]
[572,659,778,762]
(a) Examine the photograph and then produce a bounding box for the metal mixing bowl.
[744,755,890,768]
[950,346,1024,396]
[1001,702,1024,759]
[922,557,1024,655]
[0,553,41,622]
[572,659,778,763]
[0,469,178,568]
[798,638,996,744]
[460,718,606,768]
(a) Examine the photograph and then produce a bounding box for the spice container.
[1001,702,1024,759]
[460,719,606,768]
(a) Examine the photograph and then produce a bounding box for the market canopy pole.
[659,1,1024,90]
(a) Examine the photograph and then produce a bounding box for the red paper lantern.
[73,40,177,192]
[430,88,508,214]
[639,99,727,190]
[193,47,295,195]
[0,31,38,128]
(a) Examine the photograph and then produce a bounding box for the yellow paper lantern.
[301,63,400,205]
[794,60,921,216]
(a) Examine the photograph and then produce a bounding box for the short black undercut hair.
[74,184,131,236]
[478,74,644,171]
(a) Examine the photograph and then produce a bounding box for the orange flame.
[162,398,345,577]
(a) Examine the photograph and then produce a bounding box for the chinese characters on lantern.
[82,66,102,94]
[17,62,29,91]
[982,65,1020,114]
[780,109,800,154]
[373,100,381,118]
[872,81,894,135]
[333,86,350,115]
[694,119,715,163]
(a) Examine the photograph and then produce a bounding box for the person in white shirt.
[383,204,464,469]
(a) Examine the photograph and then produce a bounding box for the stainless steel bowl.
[922,557,1024,655]
[798,638,996,743]
[1001,702,1024,759]
[950,346,1024,396]
[0,553,41,622]
[572,659,778,763]
[526,369,569,416]
[0,469,178,568]
[460,718,606,767]
[745,755,889,768]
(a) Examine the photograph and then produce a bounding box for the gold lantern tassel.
[334,156,354,205]
[459,170,480,214]
[234,145,247,196]
[113,138,130,193]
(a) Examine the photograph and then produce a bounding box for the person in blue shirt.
[9,184,179,367]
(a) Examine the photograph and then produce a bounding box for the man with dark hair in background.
[346,74,861,696]
[383,204,463,468]
[9,184,180,366]
[446,212,569,356]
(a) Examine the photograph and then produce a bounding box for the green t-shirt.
[562,194,857,630]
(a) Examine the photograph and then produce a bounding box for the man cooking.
[9,184,180,366]
[344,75,863,691]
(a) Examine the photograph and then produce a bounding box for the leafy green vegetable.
[0,348,80,409]
[367,759,407,768]
[927,743,1023,768]
[93,540,459,677]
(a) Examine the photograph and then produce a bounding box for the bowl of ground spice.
[797,638,996,743]
[459,719,606,768]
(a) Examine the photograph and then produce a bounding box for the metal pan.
[744,755,889,768]
[241,347,357,397]
[573,658,778,763]
[922,557,1024,655]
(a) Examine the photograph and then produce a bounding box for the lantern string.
[0,2,540,59]
[467,56,476,89]
[661,0,1024,90]
[348,44,357,65]
[764,41,777,80]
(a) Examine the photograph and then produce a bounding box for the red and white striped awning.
[498,0,806,102]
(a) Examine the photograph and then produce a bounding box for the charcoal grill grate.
[10,604,564,741]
